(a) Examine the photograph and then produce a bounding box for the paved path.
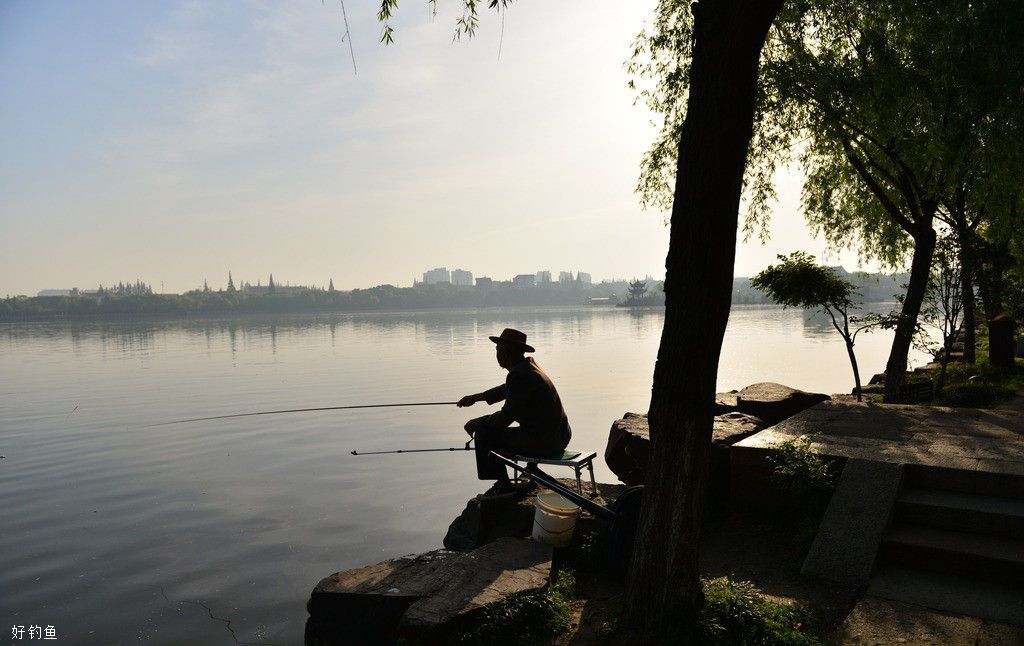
[739,396,1024,644]
[835,596,1024,645]
[734,400,1024,477]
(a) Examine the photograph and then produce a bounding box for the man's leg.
[502,427,563,459]
[472,422,511,482]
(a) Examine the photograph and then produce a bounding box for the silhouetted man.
[458,328,571,499]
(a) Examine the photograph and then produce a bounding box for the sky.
[0,0,881,296]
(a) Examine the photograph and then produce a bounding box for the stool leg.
[588,461,597,497]
[575,467,583,496]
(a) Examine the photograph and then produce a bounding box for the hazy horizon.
[22,260,910,298]
[1,0,884,297]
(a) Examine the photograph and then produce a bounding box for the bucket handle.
[533,517,577,536]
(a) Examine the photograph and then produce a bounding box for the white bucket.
[532,491,580,548]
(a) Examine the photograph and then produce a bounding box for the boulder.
[444,479,625,552]
[735,382,830,425]
[306,537,551,644]
[713,391,740,414]
[604,412,650,486]
[710,412,769,499]
[857,383,885,396]
[713,412,768,446]
[605,412,768,487]
[443,495,536,552]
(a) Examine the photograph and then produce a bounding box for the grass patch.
[701,577,823,645]
[450,570,576,645]
[933,357,1024,408]
[557,519,608,575]
[599,577,823,645]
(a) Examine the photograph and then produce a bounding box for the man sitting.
[458,328,572,499]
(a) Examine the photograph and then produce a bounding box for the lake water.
[0,306,928,644]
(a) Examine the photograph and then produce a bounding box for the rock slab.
[735,382,830,424]
[307,537,551,643]
[801,459,903,584]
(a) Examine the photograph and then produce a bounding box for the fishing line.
[350,438,474,456]
[145,401,460,428]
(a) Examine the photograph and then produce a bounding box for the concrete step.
[868,566,1024,627]
[904,464,1024,499]
[878,523,1024,585]
[896,488,1024,539]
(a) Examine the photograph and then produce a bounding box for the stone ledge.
[307,537,551,643]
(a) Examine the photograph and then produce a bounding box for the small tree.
[920,237,964,392]
[328,278,335,293]
[268,274,275,294]
[752,252,876,401]
[227,271,236,294]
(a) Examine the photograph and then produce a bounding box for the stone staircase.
[869,464,1024,625]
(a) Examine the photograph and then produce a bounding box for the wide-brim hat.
[489,328,535,353]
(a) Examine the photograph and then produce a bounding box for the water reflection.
[799,303,898,339]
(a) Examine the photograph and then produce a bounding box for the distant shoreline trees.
[0,282,616,320]
[2,270,915,321]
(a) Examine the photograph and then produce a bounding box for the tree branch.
[843,139,916,233]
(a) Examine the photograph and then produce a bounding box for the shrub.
[768,435,839,552]
[768,434,837,497]
[934,357,1023,408]
[935,382,1016,408]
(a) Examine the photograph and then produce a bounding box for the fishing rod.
[351,438,474,456]
[145,401,459,427]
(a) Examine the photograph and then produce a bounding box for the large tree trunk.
[623,0,783,638]
[884,223,937,402]
[977,270,997,321]
[978,236,1012,322]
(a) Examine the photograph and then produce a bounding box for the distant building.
[422,267,451,285]
[577,272,592,285]
[559,271,574,284]
[536,270,552,284]
[513,274,536,287]
[38,288,100,297]
[451,269,473,286]
[475,277,493,287]
[242,283,310,294]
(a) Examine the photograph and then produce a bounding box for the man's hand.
[457,394,479,408]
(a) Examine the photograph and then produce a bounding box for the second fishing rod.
[147,399,478,456]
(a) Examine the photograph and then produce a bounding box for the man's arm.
[464,371,540,433]
[457,384,507,407]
